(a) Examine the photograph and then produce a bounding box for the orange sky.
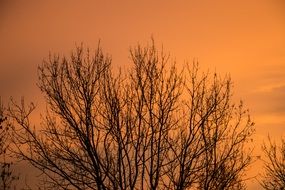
[0,1,285,189]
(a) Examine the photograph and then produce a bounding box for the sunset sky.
[0,1,284,189]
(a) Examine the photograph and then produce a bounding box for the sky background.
[0,1,285,189]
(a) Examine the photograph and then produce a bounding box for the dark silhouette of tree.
[0,99,18,190]
[8,41,254,190]
[261,136,285,189]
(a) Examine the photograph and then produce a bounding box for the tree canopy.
[8,41,254,190]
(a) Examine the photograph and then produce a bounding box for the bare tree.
[261,136,285,190]
[8,41,254,190]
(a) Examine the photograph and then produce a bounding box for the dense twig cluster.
[0,100,19,190]
[261,137,285,189]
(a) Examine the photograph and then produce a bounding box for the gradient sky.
[0,1,285,189]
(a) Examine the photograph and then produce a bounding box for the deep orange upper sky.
[0,1,285,189]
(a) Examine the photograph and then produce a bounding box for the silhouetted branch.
[261,136,285,189]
